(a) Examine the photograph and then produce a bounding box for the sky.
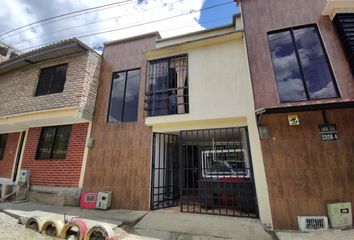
[0,0,239,53]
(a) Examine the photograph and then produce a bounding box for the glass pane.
[51,125,71,159]
[123,69,140,122]
[51,64,67,94]
[268,31,307,102]
[35,68,55,96]
[108,72,126,122]
[293,27,338,99]
[37,127,56,159]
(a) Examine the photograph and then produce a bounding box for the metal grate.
[180,127,258,217]
[298,216,329,231]
[151,133,179,209]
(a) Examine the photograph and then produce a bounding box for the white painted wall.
[146,35,273,227]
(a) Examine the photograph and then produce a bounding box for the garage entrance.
[151,127,258,218]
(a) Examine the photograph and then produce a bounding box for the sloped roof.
[0,38,95,75]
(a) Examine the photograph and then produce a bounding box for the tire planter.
[84,224,116,240]
[25,216,49,233]
[41,219,65,237]
[60,219,88,240]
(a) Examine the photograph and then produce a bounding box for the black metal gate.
[180,127,258,217]
[151,133,179,209]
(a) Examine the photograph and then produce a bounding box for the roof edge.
[104,32,161,46]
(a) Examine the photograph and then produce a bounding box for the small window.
[35,64,68,96]
[0,134,8,160]
[36,125,71,160]
[268,25,339,103]
[108,69,140,123]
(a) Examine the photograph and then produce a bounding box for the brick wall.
[0,132,20,178]
[21,123,88,187]
[0,51,101,120]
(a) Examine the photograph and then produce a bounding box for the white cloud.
[0,0,206,52]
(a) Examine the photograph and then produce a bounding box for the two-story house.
[240,0,354,229]
[82,15,272,226]
[0,38,101,205]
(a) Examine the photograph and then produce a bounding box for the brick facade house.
[0,39,101,205]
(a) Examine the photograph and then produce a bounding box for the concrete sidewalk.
[0,201,275,240]
[276,230,354,240]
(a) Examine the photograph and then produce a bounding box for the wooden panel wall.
[241,0,354,110]
[82,35,157,210]
[261,109,354,229]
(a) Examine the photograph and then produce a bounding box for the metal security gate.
[151,133,179,209]
[180,127,258,217]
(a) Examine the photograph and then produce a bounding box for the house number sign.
[319,123,338,141]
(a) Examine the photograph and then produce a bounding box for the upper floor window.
[145,55,189,117]
[36,125,71,160]
[35,64,68,96]
[0,134,8,160]
[0,46,7,57]
[268,25,339,103]
[108,69,140,123]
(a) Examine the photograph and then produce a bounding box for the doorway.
[150,127,259,218]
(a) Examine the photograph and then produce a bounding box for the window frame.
[34,63,68,97]
[0,134,8,160]
[35,125,72,160]
[267,24,340,103]
[107,68,141,123]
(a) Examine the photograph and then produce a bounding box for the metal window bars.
[145,55,189,117]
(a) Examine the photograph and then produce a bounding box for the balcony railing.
[145,86,189,117]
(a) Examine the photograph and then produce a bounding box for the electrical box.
[80,192,97,209]
[96,191,112,210]
[17,170,30,185]
[327,202,352,229]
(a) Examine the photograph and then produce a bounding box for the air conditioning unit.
[96,191,112,210]
[17,170,30,185]
[298,216,329,231]
[327,202,352,229]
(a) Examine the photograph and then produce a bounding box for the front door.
[151,133,179,209]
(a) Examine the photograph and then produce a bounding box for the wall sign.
[319,123,338,141]
[288,114,300,125]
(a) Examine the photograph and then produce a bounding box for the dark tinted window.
[0,134,8,160]
[108,69,140,123]
[35,64,68,96]
[0,47,7,57]
[268,26,338,102]
[36,125,71,160]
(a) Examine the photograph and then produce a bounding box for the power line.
[7,0,182,46]
[17,0,236,52]
[90,16,231,49]
[0,0,136,37]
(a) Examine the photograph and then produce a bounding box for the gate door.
[151,133,179,209]
[180,127,259,217]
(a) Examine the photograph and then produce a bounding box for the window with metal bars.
[35,64,68,96]
[0,134,8,160]
[267,25,339,103]
[145,55,189,117]
[36,125,71,160]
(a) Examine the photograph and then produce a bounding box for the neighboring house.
[0,38,101,205]
[0,42,21,63]
[240,0,354,229]
[82,15,273,227]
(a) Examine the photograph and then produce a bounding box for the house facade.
[0,39,101,205]
[240,0,354,229]
[82,15,272,226]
